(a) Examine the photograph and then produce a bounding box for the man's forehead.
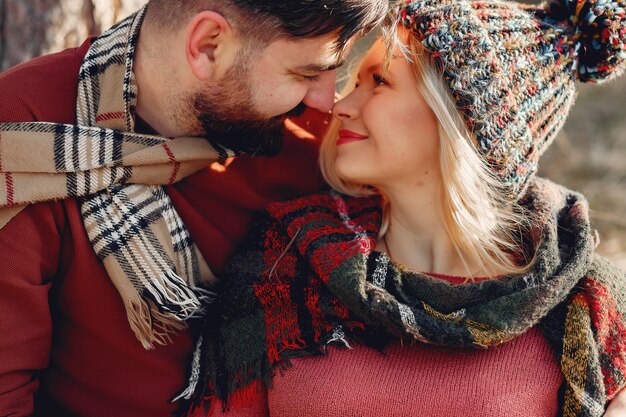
[271,32,353,72]
[294,56,348,73]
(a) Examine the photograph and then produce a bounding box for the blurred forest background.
[0,0,624,267]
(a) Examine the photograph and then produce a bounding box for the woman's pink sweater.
[268,327,562,417]
[211,275,564,417]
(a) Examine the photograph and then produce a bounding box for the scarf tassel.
[173,334,204,402]
[124,270,214,350]
[143,269,215,319]
[182,380,265,417]
[122,295,184,350]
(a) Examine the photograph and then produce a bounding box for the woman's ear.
[185,11,236,81]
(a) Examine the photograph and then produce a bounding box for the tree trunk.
[0,0,4,66]
[0,0,143,71]
[1,0,55,70]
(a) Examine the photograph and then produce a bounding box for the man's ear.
[185,11,236,81]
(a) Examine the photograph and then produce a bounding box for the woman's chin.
[334,159,366,186]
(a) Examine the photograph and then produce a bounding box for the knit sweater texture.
[267,329,562,417]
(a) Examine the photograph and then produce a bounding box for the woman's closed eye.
[354,72,388,89]
[372,72,387,86]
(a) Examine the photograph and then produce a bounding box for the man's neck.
[133,26,181,137]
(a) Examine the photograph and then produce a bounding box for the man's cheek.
[258,82,307,115]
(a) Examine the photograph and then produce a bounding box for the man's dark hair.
[146,0,389,52]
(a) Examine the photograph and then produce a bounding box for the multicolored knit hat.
[398,0,626,199]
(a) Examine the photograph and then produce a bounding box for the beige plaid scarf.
[0,7,233,349]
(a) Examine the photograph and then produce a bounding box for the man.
[0,1,387,416]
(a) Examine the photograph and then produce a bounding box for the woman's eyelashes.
[355,72,388,89]
[372,73,387,86]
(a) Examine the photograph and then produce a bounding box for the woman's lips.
[337,129,368,146]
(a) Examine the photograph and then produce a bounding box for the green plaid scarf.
[181,178,626,417]
[0,7,234,349]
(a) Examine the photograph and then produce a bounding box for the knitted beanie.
[398,0,626,199]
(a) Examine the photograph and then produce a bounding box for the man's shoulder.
[0,38,93,123]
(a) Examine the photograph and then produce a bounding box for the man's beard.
[192,56,306,157]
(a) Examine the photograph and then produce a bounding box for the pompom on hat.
[398,0,626,199]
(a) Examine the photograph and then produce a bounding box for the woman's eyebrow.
[360,62,383,75]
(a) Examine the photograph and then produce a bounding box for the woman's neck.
[378,184,470,276]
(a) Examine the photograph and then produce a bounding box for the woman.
[179,0,626,415]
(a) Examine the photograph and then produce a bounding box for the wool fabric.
[181,178,626,417]
[399,0,626,198]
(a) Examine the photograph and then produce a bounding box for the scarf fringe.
[124,295,187,350]
[144,269,216,320]
[224,379,265,412]
[186,380,266,417]
[173,334,204,402]
[186,396,217,417]
[124,269,215,349]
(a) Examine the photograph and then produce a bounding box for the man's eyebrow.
[295,58,348,73]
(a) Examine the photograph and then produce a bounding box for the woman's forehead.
[359,38,410,74]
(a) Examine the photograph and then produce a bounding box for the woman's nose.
[332,90,359,121]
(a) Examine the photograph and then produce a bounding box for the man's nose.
[302,70,337,113]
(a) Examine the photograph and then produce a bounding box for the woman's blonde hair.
[319,28,536,277]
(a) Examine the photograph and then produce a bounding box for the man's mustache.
[283,102,308,119]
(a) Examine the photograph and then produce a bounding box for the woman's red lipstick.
[337,129,368,146]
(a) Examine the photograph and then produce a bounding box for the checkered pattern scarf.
[0,7,234,349]
[180,178,626,417]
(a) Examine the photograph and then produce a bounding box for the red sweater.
[0,40,325,417]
